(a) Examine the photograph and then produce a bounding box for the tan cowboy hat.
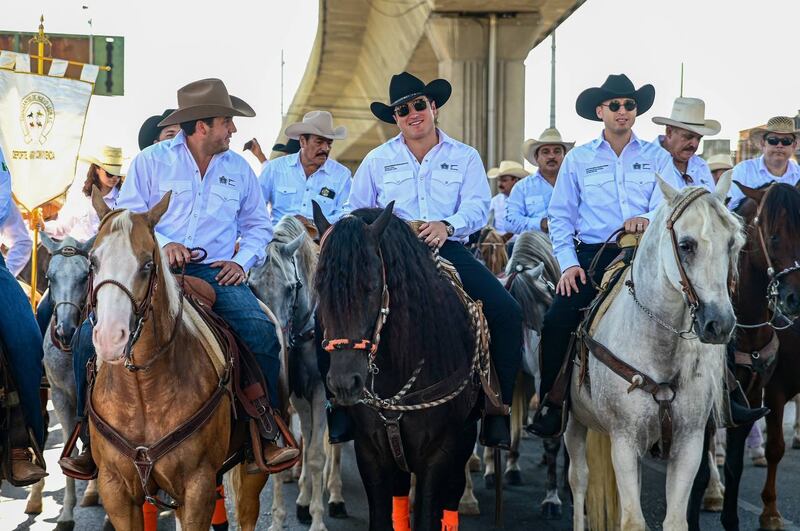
[488,160,528,180]
[522,128,574,166]
[158,78,255,127]
[749,116,799,146]
[80,145,126,176]
[285,110,347,140]
[706,153,733,172]
[652,97,721,137]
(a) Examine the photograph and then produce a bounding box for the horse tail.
[510,374,526,446]
[586,429,620,531]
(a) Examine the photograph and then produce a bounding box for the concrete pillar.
[425,13,541,168]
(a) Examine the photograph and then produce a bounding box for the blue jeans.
[36,289,53,337]
[74,263,282,419]
[0,255,45,446]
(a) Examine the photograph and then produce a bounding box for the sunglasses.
[395,98,428,117]
[765,136,795,147]
[602,99,637,112]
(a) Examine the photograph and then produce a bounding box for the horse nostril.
[704,320,721,339]
[350,375,363,394]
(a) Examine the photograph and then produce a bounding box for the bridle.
[283,252,315,349]
[48,245,91,352]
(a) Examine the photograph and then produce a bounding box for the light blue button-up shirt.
[489,193,511,233]
[117,131,272,272]
[549,132,676,271]
[0,148,32,276]
[259,152,351,225]
[348,130,490,241]
[728,155,800,210]
[654,135,715,192]
[505,171,554,234]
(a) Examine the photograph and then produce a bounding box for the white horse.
[565,174,745,531]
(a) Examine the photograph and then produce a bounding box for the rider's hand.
[212,261,246,286]
[245,138,266,164]
[163,243,196,268]
[556,266,587,297]
[418,221,448,249]
[624,216,649,234]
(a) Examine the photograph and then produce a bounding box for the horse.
[470,211,510,276]
[248,215,345,531]
[86,192,272,531]
[567,175,745,531]
[313,203,482,531]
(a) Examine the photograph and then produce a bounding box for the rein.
[48,245,91,352]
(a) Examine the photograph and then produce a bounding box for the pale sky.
[4,0,799,175]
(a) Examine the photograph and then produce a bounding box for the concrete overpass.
[278,0,586,170]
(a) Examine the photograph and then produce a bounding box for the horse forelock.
[506,232,558,330]
[270,215,318,283]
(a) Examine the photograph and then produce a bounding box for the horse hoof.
[297,504,311,524]
[81,491,100,507]
[483,473,495,490]
[468,453,481,472]
[329,501,348,519]
[752,456,768,467]
[458,499,480,516]
[541,502,562,520]
[103,516,115,531]
[792,436,800,449]
[504,469,522,486]
[702,496,723,513]
[55,522,76,531]
[24,500,42,515]
[212,523,230,531]
[759,514,785,530]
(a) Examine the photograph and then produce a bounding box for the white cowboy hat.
[749,116,799,146]
[652,97,721,137]
[80,145,126,176]
[522,128,574,166]
[284,110,347,140]
[488,160,528,180]
[706,153,733,172]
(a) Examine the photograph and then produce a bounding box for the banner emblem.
[20,91,55,145]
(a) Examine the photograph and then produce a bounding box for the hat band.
[389,91,424,107]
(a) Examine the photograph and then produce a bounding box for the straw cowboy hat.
[284,110,347,140]
[158,78,255,127]
[652,97,721,137]
[272,138,301,154]
[575,74,655,121]
[488,160,529,180]
[81,145,126,176]
[706,153,733,172]
[370,72,452,124]
[522,127,575,166]
[749,116,800,146]
[138,109,175,150]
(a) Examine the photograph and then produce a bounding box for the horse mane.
[505,231,558,330]
[478,226,509,275]
[269,215,318,284]
[315,209,473,379]
[760,183,800,235]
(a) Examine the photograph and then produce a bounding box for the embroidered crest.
[19,92,55,145]
[319,186,335,199]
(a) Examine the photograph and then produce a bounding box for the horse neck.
[734,243,773,349]
[293,252,316,334]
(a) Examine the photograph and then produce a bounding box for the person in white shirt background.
[653,97,720,192]
[137,109,180,152]
[706,153,733,184]
[487,160,526,241]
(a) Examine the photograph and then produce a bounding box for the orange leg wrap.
[142,502,158,531]
[212,484,228,525]
[441,509,459,531]
[392,496,411,531]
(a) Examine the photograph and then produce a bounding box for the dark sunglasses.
[395,98,428,117]
[602,99,637,112]
[765,136,795,147]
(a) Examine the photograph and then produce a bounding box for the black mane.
[762,183,800,234]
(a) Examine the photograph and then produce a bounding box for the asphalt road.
[2,402,798,530]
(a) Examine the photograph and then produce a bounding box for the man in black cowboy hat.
[339,71,523,448]
[137,109,180,151]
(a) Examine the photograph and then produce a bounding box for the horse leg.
[564,418,589,531]
[98,476,142,531]
[292,395,314,524]
[25,478,45,515]
[609,434,646,531]
[325,437,347,518]
[82,478,100,507]
[268,470,287,531]
[793,394,800,449]
[664,430,705,531]
[46,383,79,527]
[541,436,563,520]
[353,444,394,531]
[721,423,750,530]
[444,423,478,528]
[759,391,787,530]
[467,444,481,472]
[306,388,328,531]
[504,373,528,486]
[482,444,496,489]
[174,469,218,531]
[704,448,725,512]
[688,419,712,529]
[227,463,268,531]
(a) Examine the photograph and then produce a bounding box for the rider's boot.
[59,422,97,479]
[10,448,47,484]
[326,402,354,445]
[263,440,299,466]
[729,385,769,426]
[527,348,573,438]
[481,414,511,449]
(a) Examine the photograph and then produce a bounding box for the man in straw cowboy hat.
[653,97,720,192]
[342,71,523,447]
[506,127,574,234]
[258,110,351,225]
[728,116,800,210]
[487,160,527,238]
[62,78,298,478]
[706,153,733,184]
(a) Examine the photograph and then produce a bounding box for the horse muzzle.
[92,321,130,363]
[776,283,800,320]
[692,302,735,344]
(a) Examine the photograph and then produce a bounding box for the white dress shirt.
[728,156,800,210]
[655,135,715,192]
[348,130,490,241]
[0,150,32,276]
[259,152,351,225]
[489,193,512,233]
[548,132,676,271]
[117,131,272,272]
[505,171,554,234]
[44,184,119,242]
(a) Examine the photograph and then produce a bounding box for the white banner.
[0,70,93,211]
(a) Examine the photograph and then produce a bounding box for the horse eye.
[770,235,780,244]
[679,240,696,253]
[142,260,155,272]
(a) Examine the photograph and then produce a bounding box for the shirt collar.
[757,155,798,178]
[591,130,643,152]
[392,128,454,152]
[288,151,330,175]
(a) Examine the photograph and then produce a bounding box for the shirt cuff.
[556,249,579,273]
[443,214,467,238]
[233,250,257,273]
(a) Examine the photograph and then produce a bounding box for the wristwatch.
[442,221,455,237]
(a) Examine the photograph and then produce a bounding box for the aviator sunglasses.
[395,98,428,117]
[602,99,637,112]
[765,136,795,147]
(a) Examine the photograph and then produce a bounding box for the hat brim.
[157,95,255,127]
[708,162,733,172]
[370,79,452,124]
[284,123,347,141]
[748,127,800,148]
[80,156,126,177]
[651,116,721,137]
[575,84,655,121]
[523,139,575,166]
[493,168,529,180]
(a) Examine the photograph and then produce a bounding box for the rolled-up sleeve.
[444,149,489,238]
[234,168,272,272]
[548,158,580,272]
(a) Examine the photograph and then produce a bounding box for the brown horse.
[472,225,510,276]
[86,192,272,531]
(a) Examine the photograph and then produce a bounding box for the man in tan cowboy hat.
[61,78,298,478]
[259,110,351,225]
[706,153,733,183]
[653,97,720,191]
[507,127,574,234]
[487,160,527,237]
[728,116,800,209]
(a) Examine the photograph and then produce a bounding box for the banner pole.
[37,16,45,75]
[29,208,41,310]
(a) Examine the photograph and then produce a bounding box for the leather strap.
[381,412,410,472]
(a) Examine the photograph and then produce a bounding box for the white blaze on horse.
[566,173,745,531]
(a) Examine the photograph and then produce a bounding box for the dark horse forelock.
[314,208,474,380]
[760,183,800,236]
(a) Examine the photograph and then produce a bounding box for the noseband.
[48,245,91,352]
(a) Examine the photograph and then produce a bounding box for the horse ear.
[284,233,305,256]
[91,186,111,219]
[733,180,765,204]
[39,231,58,253]
[656,173,678,204]
[146,192,171,229]
[486,209,496,228]
[370,201,395,239]
[527,262,545,280]
[312,200,331,237]
[714,169,733,200]
[81,235,97,251]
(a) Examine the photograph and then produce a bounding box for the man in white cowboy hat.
[487,160,527,237]
[728,116,800,210]
[343,71,523,448]
[706,153,733,184]
[653,97,720,191]
[506,127,574,234]
[258,110,351,225]
[61,78,298,478]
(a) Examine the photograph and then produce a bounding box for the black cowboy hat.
[575,74,655,122]
[370,72,452,124]
[272,138,301,154]
[138,109,175,150]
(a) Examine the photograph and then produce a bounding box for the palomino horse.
[86,192,271,531]
[248,215,345,531]
[471,221,510,276]
[314,203,483,531]
[567,174,744,531]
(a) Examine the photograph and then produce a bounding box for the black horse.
[313,202,480,531]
